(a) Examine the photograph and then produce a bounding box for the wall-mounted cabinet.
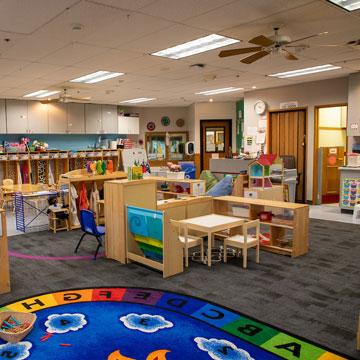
[28,101,49,133]
[67,103,85,134]
[85,104,117,134]
[6,99,28,133]
[48,103,68,134]
[0,100,6,133]
[118,115,139,135]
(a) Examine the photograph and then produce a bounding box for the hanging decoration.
[176,118,185,127]
[147,122,156,131]
[161,116,170,126]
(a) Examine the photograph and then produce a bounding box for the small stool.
[49,208,70,233]
[96,199,105,225]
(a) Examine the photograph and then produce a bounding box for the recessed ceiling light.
[326,0,360,11]
[269,64,341,78]
[70,71,124,84]
[151,34,240,59]
[209,98,214,102]
[120,98,156,104]
[23,90,60,98]
[252,86,257,89]
[196,87,244,96]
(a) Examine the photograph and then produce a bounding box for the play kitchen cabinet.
[213,196,309,257]
[85,104,117,134]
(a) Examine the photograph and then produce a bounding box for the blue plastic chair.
[75,210,105,260]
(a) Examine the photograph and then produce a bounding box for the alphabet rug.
[0,287,352,360]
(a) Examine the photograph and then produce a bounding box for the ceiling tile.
[38,43,105,66]
[0,59,29,76]
[86,0,158,10]
[80,11,173,48]
[140,0,235,21]
[0,0,79,34]
[9,63,64,79]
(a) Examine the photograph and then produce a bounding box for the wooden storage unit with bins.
[213,196,309,257]
[0,149,121,186]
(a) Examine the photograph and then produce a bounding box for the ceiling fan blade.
[287,31,328,45]
[248,35,274,47]
[40,98,59,104]
[219,47,263,57]
[285,44,310,48]
[283,49,298,60]
[241,50,270,64]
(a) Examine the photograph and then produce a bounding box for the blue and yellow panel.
[0,287,352,360]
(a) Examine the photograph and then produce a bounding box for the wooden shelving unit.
[213,196,309,257]
[150,176,206,198]
[0,149,121,186]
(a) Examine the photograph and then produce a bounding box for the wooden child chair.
[223,219,260,269]
[170,219,204,267]
[2,179,14,211]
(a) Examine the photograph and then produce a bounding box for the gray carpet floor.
[1,218,359,359]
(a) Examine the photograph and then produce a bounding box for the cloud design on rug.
[120,313,173,333]
[45,313,87,334]
[0,341,32,360]
[194,338,254,360]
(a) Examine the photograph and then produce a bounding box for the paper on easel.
[256,132,266,144]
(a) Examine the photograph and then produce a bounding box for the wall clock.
[147,122,155,131]
[254,100,267,115]
[176,118,185,127]
[161,116,170,126]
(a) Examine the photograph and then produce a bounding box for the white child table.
[179,214,245,267]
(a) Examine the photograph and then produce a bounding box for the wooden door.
[321,146,344,203]
[200,120,232,171]
[268,109,307,203]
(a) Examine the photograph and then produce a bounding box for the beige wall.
[193,101,237,153]
[121,106,190,141]
[244,77,349,201]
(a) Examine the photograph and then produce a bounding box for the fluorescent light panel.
[23,90,60,98]
[196,87,244,96]
[269,64,341,78]
[70,71,124,84]
[120,98,156,104]
[151,34,239,59]
[327,0,360,11]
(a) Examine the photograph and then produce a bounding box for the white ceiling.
[0,0,359,106]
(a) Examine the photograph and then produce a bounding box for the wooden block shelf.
[213,196,309,257]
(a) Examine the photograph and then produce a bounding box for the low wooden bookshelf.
[213,196,309,257]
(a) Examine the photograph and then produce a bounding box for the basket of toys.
[0,311,37,343]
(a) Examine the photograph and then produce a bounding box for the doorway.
[313,104,347,204]
[268,108,307,203]
[200,120,232,171]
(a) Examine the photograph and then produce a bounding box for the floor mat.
[0,287,353,360]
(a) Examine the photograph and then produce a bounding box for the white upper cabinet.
[118,115,140,135]
[28,101,49,133]
[101,105,118,134]
[67,103,85,134]
[0,100,6,133]
[6,99,28,134]
[48,103,68,134]
[85,103,102,134]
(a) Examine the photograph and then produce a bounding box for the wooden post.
[0,209,10,294]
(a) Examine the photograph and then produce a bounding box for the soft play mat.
[0,287,352,360]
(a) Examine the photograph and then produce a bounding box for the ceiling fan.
[40,88,91,104]
[218,27,328,64]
